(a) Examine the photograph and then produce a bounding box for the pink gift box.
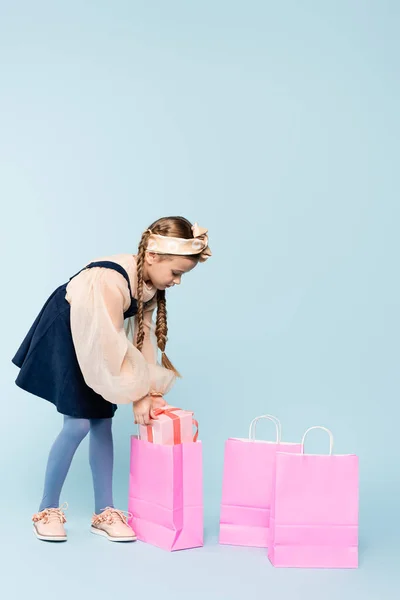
[139,405,198,445]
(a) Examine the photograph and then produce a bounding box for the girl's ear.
[145,251,158,265]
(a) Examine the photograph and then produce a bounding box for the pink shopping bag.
[128,436,203,551]
[219,415,302,547]
[268,426,359,569]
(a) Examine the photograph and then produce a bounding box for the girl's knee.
[90,418,113,432]
[64,416,91,440]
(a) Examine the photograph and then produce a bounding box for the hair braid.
[135,215,201,379]
[156,289,181,378]
[135,229,151,353]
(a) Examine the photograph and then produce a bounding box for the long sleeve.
[67,267,152,404]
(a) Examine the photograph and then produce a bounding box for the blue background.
[1,1,399,598]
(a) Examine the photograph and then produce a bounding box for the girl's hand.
[151,394,167,411]
[133,395,153,425]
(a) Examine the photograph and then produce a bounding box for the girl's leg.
[89,418,114,514]
[38,415,90,512]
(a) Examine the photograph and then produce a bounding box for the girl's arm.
[68,267,152,404]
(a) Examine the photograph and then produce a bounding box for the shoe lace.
[92,506,133,526]
[32,501,68,524]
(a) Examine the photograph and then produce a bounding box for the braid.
[135,227,182,378]
[135,229,152,353]
[156,290,181,378]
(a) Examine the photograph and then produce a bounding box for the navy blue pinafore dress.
[12,261,150,419]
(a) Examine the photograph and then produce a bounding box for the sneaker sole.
[33,525,67,542]
[90,526,137,542]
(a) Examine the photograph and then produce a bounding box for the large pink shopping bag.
[219,415,303,547]
[268,426,359,569]
[128,436,203,551]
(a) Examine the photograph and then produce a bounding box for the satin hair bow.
[191,222,212,262]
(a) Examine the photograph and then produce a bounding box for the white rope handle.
[248,415,282,443]
[301,426,334,455]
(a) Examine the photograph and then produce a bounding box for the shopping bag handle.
[248,415,282,443]
[301,426,334,455]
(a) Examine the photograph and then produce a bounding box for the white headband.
[146,223,212,262]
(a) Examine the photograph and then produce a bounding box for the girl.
[12,216,211,543]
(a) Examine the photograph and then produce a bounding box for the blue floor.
[2,506,398,600]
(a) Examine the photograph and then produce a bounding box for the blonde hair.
[134,216,200,378]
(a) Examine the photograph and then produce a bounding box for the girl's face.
[143,253,198,290]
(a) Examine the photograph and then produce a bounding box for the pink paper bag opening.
[219,415,302,547]
[128,436,203,551]
[268,426,359,569]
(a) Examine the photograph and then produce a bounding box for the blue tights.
[38,415,114,514]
